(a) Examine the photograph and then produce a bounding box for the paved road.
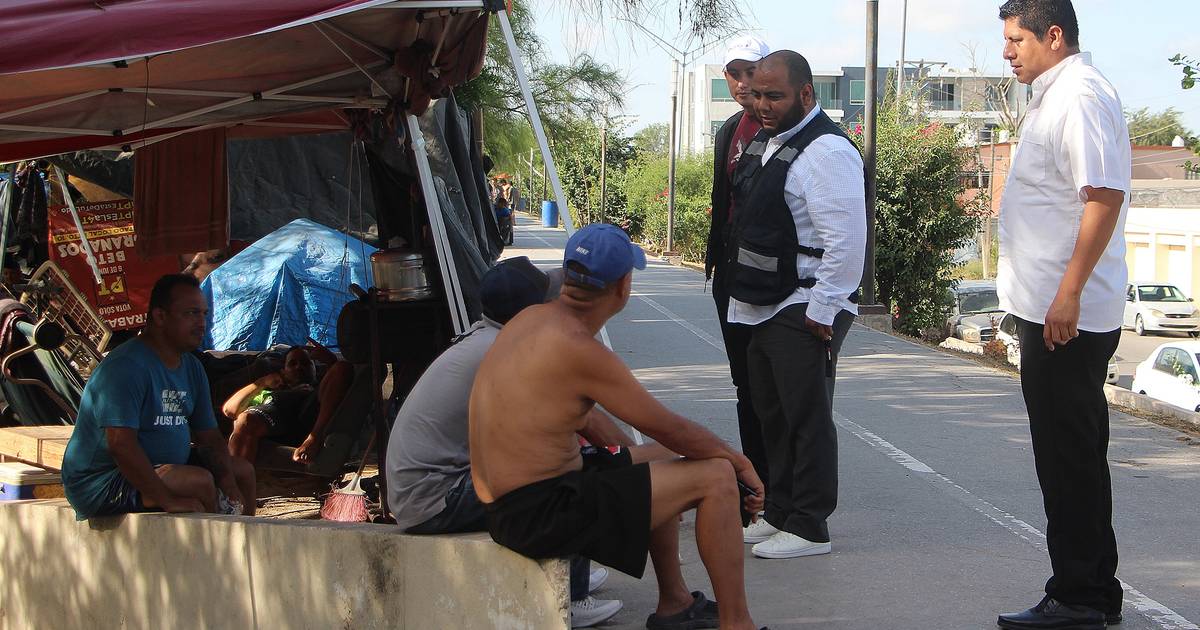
[506,217,1200,630]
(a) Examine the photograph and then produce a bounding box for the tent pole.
[0,165,14,275]
[0,90,109,123]
[407,114,470,335]
[494,10,575,235]
[51,166,103,284]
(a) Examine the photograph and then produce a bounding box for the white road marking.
[835,412,1199,630]
[634,293,726,353]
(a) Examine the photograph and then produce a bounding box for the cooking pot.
[370,249,434,302]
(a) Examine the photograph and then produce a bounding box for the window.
[849,80,866,105]
[1126,285,1136,302]
[928,82,956,110]
[712,79,734,102]
[999,314,1017,337]
[814,80,839,109]
[1154,349,1178,374]
[710,120,725,137]
[960,171,991,189]
[1138,285,1188,303]
[1178,352,1199,381]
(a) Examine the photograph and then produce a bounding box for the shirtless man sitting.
[470,223,766,630]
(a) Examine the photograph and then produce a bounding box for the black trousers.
[712,268,769,496]
[747,302,854,543]
[1015,317,1122,613]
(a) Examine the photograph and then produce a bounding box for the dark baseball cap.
[562,223,646,290]
[479,257,563,324]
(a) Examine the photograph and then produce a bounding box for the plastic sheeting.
[201,218,375,351]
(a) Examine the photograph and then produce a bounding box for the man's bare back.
[470,300,609,503]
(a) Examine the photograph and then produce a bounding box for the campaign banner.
[48,200,177,331]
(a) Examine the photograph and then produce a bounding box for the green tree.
[632,123,670,157]
[565,0,744,36]
[624,151,713,260]
[1126,107,1195,147]
[1171,53,1199,174]
[553,117,640,227]
[456,0,625,177]
[856,104,989,336]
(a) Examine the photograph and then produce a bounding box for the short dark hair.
[761,50,814,93]
[149,274,200,312]
[999,0,1079,48]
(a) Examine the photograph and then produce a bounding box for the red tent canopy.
[0,0,491,161]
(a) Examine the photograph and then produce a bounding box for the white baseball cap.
[724,35,770,67]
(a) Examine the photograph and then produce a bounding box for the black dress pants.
[747,302,854,543]
[712,268,769,496]
[1015,316,1123,614]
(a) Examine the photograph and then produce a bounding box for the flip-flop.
[645,591,719,630]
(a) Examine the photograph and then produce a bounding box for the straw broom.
[320,433,376,522]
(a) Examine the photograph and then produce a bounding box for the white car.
[996,313,1119,384]
[1131,341,1200,412]
[1123,282,1200,337]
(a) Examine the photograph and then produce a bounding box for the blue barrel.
[541,201,558,227]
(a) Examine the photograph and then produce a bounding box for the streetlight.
[619,18,723,254]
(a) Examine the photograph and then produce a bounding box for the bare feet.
[293,434,323,464]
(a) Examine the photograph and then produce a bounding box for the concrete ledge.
[1105,384,1200,429]
[0,500,568,629]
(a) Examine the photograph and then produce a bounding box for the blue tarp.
[202,218,375,351]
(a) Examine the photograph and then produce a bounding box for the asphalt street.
[506,216,1199,630]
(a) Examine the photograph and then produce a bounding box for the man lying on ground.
[470,224,767,630]
[62,274,256,519]
[386,256,640,628]
[224,342,354,465]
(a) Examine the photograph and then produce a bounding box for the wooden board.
[0,426,73,471]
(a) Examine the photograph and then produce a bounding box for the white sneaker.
[743,517,779,543]
[751,531,832,559]
[570,596,622,628]
[587,566,608,594]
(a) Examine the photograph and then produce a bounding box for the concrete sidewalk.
[504,216,1200,630]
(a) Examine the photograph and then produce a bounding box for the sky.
[528,0,1200,135]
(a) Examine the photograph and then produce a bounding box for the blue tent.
[202,218,375,351]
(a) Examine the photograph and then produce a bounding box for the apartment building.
[681,63,1029,154]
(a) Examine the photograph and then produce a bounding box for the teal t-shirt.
[62,338,216,520]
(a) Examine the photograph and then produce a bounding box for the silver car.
[948,281,1003,344]
[1123,283,1200,337]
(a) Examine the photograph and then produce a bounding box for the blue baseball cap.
[562,224,647,289]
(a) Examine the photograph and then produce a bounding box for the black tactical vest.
[724,110,853,306]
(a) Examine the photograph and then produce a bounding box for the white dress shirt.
[727,103,867,327]
[997,52,1131,333]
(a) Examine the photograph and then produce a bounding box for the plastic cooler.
[0,462,63,500]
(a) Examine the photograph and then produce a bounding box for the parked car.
[1123,282,1200,337]
[1131,341,1200,412]
[996,313,1119,384]
[947,280,1003,344]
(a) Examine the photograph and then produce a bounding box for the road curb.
[1104,384,1200,430]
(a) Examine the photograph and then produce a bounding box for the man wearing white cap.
[703,34,771,542]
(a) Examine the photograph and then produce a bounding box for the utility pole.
[984,142,998,279]
[599,117,608,225]
[528,147,535,205]
[897,0,908,96]
[863,0,880,306]
[667,59,679,253]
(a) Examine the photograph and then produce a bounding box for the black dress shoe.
[997,596,1105,630]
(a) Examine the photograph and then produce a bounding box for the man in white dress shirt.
[723,50,866,560]
[992,2,1130,629]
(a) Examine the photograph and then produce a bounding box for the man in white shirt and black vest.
[724,50,866,560]
[993,2,1131,629]
[705,35,770,524]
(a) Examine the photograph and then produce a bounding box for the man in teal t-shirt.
[62,274,255,520]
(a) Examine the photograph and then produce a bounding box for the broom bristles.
[321,472,370,522]
[321,490,370,522]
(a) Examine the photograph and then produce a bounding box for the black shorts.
[244,388,318,444]
[483,447,651,578]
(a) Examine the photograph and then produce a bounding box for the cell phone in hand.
[737,480,758,528]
